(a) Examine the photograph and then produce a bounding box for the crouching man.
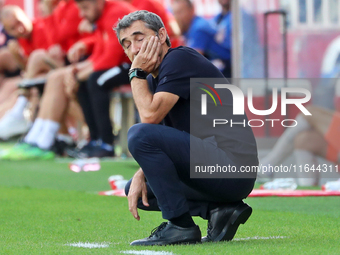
[114,11,258,246]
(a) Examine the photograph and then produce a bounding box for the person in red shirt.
[125,0,182,47]
[0,6,54,140]
[0,2,86,140]
[3,0,136,159]
[67,0,134,72]
[0,0,80,90]
[3,1,83,73]
[44,0,84,64]
[64,0,136,158]
[1,6,50,68]
[0,2,21,105]
[0,0,21,81]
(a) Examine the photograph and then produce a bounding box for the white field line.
[121,251,174,255]
[55,157,136,163]
[64,236,287,250]
[65,242,110,248]
[234,236,288,241]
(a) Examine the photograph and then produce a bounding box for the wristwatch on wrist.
[129,68,148,82]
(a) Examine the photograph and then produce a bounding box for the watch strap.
[129,68,148,82]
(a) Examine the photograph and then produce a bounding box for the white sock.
[294,149,320,186]
[36,120,60,150]
[9,96,28,118]
[261,115,311,166]
[24,118,45,144]
[56,133,74,145]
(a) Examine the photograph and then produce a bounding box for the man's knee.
[296,105,321,123]
[127,123,156,155]
[29,49,47,59]
[305,105,322,115]
[45,68,67,90]
[294,130,321,152]
[294,131,312,149]
[47,68,66,82]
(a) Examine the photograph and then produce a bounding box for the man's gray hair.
[114,10,171,47]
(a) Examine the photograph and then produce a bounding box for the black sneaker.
[88,146,114,158]
[130,222,201,246]
[66,141,97,158]
[51,140,76,156]
[202,201,252,242]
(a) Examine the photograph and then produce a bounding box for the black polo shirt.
[147,46,257,156]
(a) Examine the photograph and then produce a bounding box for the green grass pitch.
[0,158,339,254]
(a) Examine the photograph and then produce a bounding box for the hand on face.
[130,36,162,74]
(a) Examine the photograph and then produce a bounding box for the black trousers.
[125,123,258,220]
[77,63,130,144]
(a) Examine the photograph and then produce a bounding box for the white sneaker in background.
[322,179,340,191]
[262,178,298,190]
[0,112,31,140]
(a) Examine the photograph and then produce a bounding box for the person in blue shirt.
[211,0,232,78]
[172,0,231,77]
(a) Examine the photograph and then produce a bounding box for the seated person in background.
[0,0,21,84]
[65,0,136,158]
[172,0,230,77]
[261,106,340,186]
[2,0,136,160]
[0,0,22,119]
[0,6,52,139]
[0,1,83,140]
[43,0,87,67]
[211,0,232,78]
[115,10,258,246]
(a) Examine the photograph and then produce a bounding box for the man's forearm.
[134,168,145,178]
[130,78,157,123]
